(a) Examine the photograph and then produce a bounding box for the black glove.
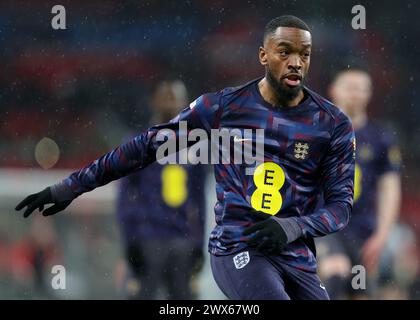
[15,187,72,218]
[242,210,288,254]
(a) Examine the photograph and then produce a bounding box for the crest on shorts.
[294,142,309,160]
[233,251,250,269]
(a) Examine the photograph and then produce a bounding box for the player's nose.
[287,55,302,71]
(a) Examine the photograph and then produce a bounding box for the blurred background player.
[116,80,207,299]
[8,216,62,299]
[316,66,402,299]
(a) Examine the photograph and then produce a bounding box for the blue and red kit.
[51,77,355,274]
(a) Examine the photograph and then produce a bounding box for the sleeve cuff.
[273,216,303,244]
[50,179,75,202]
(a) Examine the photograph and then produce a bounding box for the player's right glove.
[243,210,302,254]
[15,187,72,218]
[243,210,290,254]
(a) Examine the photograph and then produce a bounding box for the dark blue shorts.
[210,248,329,300]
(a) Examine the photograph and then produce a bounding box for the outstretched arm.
[15,92,222,218]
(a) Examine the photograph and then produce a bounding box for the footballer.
[15,15,355,300]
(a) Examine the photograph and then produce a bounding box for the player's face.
[259,27,312,101]
[330,71,372,117]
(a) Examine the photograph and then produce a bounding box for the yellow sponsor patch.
[251,162,285,215]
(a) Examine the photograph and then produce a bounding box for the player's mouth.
[282,73,302,87]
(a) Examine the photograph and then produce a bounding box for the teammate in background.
[116,80,206,299]
[15,15,355,300]
[316,67,402,299]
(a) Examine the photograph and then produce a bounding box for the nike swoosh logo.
[320,283,326,290]
[233,136,253,143]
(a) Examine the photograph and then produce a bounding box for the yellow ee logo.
[161,165,188,208]
[251,162,286,215]
[354,163,362,202]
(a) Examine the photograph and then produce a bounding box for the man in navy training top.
[316,66,401,299]
[117,80,206,299]
[15,15,355,300]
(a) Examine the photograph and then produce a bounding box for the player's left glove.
[15,187,72,218]
[243,211,289,254]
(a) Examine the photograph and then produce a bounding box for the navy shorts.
[210,248,329,300]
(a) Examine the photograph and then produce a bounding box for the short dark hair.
[263,15,311,43]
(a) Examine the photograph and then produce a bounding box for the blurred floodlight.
[35,137,60,169]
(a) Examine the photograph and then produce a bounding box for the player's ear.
[259,46,268,66]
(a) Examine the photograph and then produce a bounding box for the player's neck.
[350,112,368,130]
[258,78,305,108]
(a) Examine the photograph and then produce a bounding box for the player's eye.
[300,52,311,60]
[279,51,289,57]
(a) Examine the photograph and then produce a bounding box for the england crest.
[233,251,250,269]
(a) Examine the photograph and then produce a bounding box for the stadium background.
[0,0,419,299]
